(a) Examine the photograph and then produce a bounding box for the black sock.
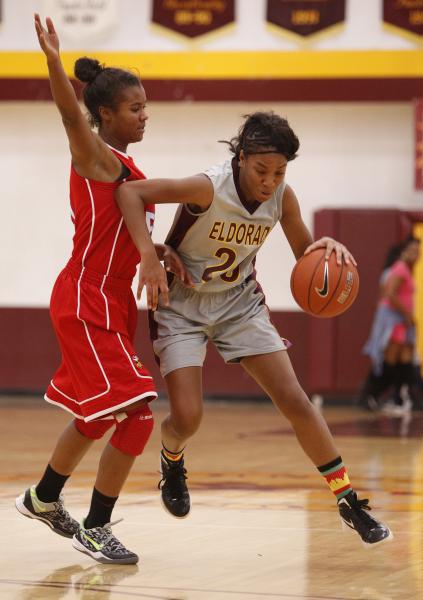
[35,464,70,503]
[380,362,396,394]
[401,362,416,387]
[363,362,394,398]
[85,487,118,529]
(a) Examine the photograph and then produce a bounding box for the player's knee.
[74,417,115,440]
[169,406,203,439]
[273,385,311,419]
[110,405,154,456]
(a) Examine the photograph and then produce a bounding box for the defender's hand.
[35,14,60,60]
[138,253,169,310]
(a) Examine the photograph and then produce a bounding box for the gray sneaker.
[72,519,139,565]
[15,485,79,538]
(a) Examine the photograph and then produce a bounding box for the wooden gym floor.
[0,396,422,600]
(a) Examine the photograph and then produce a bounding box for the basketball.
[290,248,359,318]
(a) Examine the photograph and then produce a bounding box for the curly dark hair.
[74,57,141,128]
[383,236,420,270]
[221,111,299,161]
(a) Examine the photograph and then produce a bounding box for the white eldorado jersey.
[165,158,286,293]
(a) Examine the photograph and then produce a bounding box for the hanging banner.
[415,100,423,190]
[384,0,423,37]
[152,0,235,38]
[266,0,345,37]
[42,0,119,43]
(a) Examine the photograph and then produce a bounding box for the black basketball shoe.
[158,452,190,518]
[338,491,393,547]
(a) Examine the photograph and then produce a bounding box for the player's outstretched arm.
[114,194,168,307]
[116,175,212,306]
[34,14,103,174]
[116,175,213,209]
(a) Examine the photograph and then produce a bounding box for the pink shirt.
[381,260,414,313]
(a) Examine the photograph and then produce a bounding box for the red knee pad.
[110,405,154,456]
[74,417,115,440]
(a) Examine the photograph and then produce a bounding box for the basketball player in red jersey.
[116,112,393,548]
[15,15,189,565]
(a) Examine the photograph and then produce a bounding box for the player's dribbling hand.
[162,245,194,288]
[138,253,169,310]
[34,14,60,59]
[304,237,357,266]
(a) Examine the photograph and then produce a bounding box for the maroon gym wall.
[0,307,308,397]
[1,208,420,399]
[3,78,423,102]
[309,208,423,398]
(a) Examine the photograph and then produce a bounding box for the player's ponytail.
[74,57,103,84]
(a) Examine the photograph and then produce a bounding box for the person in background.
[358,243,402,411]
[361,237,421,415]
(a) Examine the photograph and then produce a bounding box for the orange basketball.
[290,248,359,318]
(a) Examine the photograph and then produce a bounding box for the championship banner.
[415,100,423,190]
[267,0,345,37]
[42,0,118,43]
[152,0,235,38]
[384,0,423,37]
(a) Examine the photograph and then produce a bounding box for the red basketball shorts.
[45,262,157,422]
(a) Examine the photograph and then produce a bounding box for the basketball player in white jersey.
[116,112,392,547]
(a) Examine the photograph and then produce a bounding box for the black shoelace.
[350,495,370,510]
[350,496,380,528]
[158,462,188,495]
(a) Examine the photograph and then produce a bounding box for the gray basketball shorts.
[151,278,290,378]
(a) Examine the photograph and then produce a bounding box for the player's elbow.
[115,182,142,209]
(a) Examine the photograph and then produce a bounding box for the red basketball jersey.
[69,146,155,280]
[45,147,158,421]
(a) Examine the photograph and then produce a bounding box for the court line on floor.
[0,579,370,600]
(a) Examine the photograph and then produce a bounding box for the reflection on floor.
[241,413,423,439]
